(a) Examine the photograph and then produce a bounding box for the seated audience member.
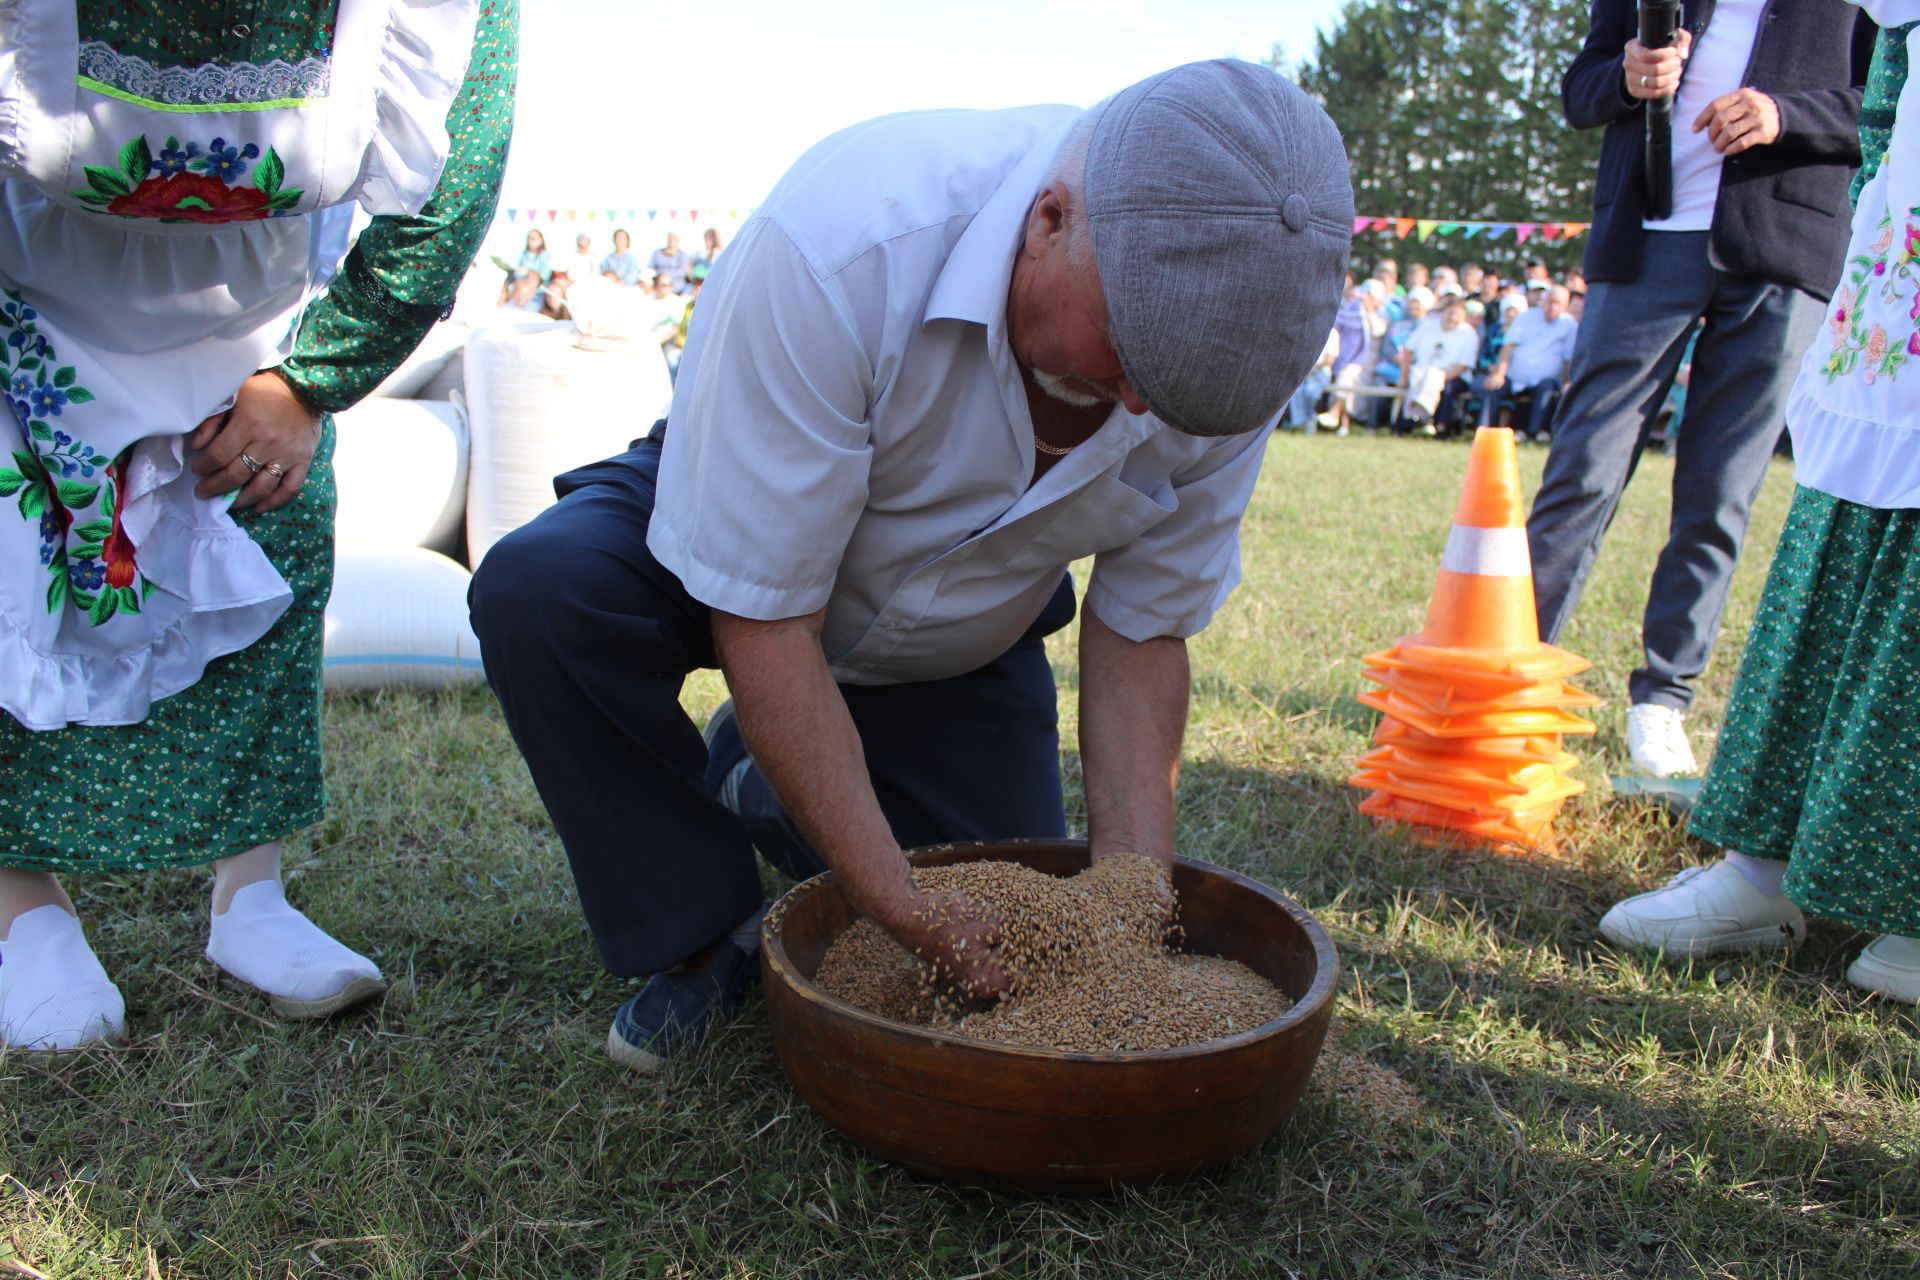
[1375,285,1434,384]
[1460,262,1485,295]
[543,269,575,320]
[516,228,551,282]
[499,269,545,313]
[1373,283,1433,426]
[1523,257,1551,285]
[651,232,695,293]
[1396,294,1478,434]
[1373,258,1404,320]
[1406,262,1430,293]
[1481,284,1578,440]
[1430,265,1460,293]
[1330,278,1388,433]
[601,228,645,286]
[1284,327,1342,430]
[564,233,598,285]
[1477,290,1523,381]
[696,227,724,274]
[641,272,685,353]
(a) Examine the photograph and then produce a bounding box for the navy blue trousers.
[468,434,1073,976]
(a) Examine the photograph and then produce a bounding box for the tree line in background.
[1281,0,1604,276]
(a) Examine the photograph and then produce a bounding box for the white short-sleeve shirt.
[647,106,1275,686]
[1504,311,1580,387]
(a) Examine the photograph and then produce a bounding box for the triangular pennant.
[525,208,538,223]
[1484,224,1508,239]
[645,209,657,221]
[1370,216,1394,233]
[730,209,742,220]
[1461,224,1482,238]
[587,209,598,220]
[546,209,557,222]
[607,209,618,222]
[690,209,700,223]
[1515,223,1534,244]
[1416,219,1438,242]
[506,208,517,221]
[566,209,577,222]
[668,209,681,221]
[1352,216,1370,235]
[628,209,639,221]
[1394,217,1416,240]
[1563,221,1587,237]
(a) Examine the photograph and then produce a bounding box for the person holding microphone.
[1526,1,1874,778]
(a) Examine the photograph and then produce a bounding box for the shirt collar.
[923,117,1076,328]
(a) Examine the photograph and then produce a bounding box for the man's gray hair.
[1045,102,1110,271]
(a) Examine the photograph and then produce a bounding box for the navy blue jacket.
[1565,0,1874,300]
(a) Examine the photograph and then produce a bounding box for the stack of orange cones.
[1349,427,1599,851]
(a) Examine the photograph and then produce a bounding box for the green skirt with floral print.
[0,419,334,874]
[1689,484,1920,937]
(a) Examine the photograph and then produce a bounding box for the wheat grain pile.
[812,855,1290,1053]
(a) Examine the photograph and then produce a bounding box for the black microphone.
[1639,0,1683,221]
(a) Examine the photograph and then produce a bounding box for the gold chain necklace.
[1032,436,1075,457]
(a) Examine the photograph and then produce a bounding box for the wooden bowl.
[761,839,1339,1191]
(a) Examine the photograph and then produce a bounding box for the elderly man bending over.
[468,61,1352,1071]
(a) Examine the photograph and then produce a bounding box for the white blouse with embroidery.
[0,0,477,730]
[1787,4,1920,509]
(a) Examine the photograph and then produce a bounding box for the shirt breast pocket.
[1005,474,1176,572]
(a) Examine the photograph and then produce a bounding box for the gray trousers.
[1526,232,1821,711]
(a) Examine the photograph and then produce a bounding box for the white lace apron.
[0,0,479,729]
[1786,3,1920,509]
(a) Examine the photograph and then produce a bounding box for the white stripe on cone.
[1439,524,1532,577]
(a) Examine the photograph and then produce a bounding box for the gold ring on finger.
[264,461,287,480]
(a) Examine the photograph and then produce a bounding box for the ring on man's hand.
[239,451,264,474]
[1641,74,1652,89]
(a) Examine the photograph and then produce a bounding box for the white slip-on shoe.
[206,881,386,1020]
[1598,859,1806,957]
[0,905,126,1052]
[1846,934,1920,1004]
[1625,703,1700,778]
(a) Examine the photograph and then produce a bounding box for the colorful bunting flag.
[1344,216,1589,244]
[506,209,516,221]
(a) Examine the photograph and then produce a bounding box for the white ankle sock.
[205,881,381,1003]
[1723,851,1788,897]
[0,905,124,1051]
[729,903,768,955]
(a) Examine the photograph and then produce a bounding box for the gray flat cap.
[1085,60,1353,437]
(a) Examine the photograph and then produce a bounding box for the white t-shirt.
[1648,0,1765,232]
[1504,311,1581,386]
[650,106,1276,686]
[1407,320,1479,376]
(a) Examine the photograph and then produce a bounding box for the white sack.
[463,318,672,567]
[323,547,486,692]
[372,320,473,399]
[330,398,468,554]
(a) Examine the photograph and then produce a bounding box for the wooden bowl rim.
[762,837,1340,1066]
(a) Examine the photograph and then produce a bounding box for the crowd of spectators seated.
[494,226,723,369]
[1293,256,1590,441]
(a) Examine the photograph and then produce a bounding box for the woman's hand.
[190,371,322,513]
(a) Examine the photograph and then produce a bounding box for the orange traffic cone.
[1349,427,1598,851]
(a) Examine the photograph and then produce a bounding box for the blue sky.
[497,0,1347,242]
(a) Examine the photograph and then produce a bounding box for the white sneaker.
[0,905,125,1052]
[1846,934,1920,1004]
[1598,859,1806,957]
[1626,703,1700,778]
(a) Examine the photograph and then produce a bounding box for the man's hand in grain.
[190,370,322,512]
[908,889,1011,1002]
[1694,87,1782,155]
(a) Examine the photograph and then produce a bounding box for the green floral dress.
[0,0,516,874]
[1687,24,1920,938]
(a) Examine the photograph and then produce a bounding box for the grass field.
[3,434,1916,1279]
